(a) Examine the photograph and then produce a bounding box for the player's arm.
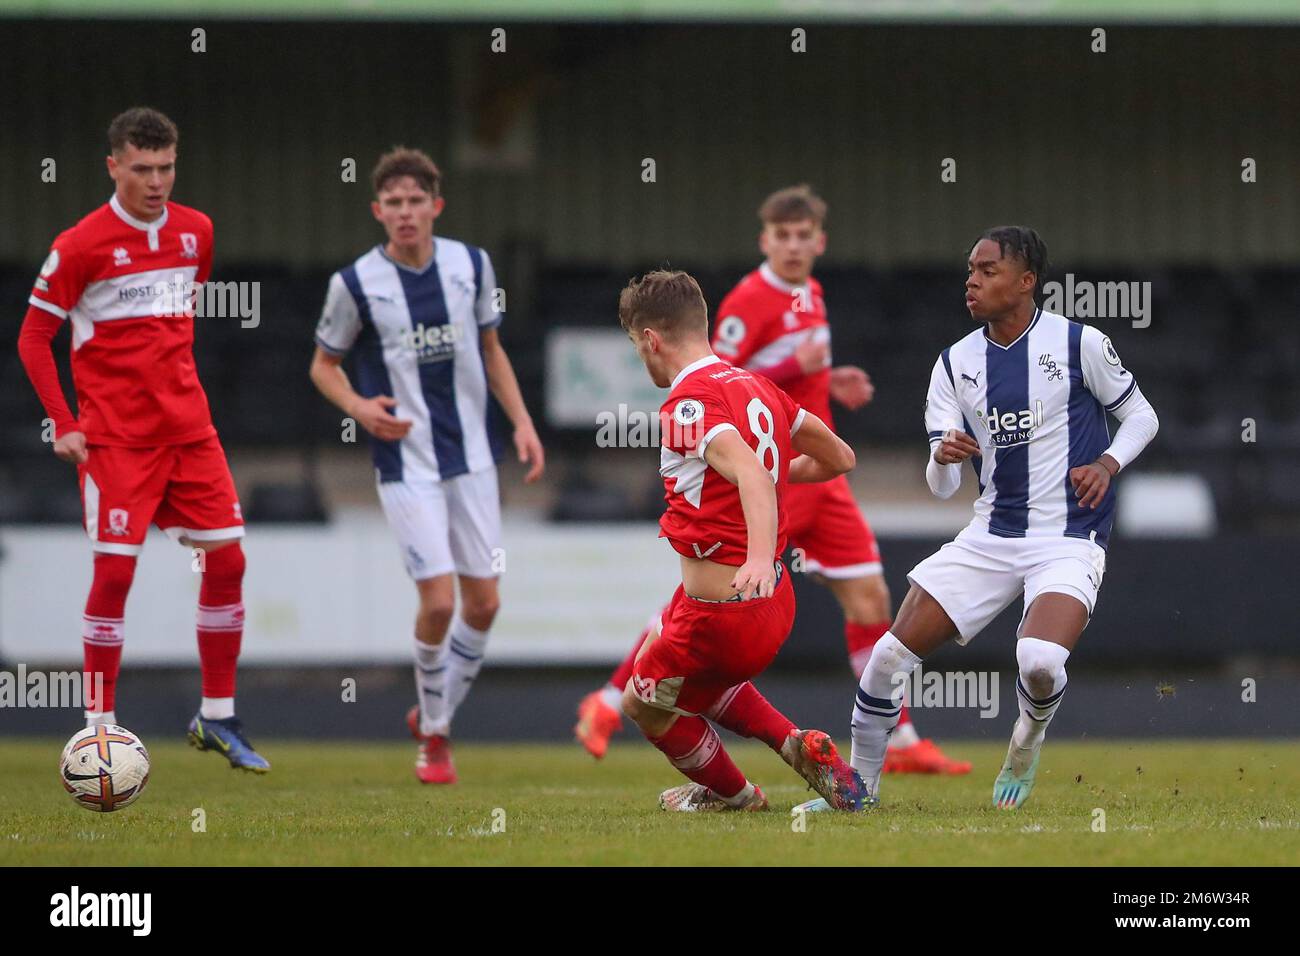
[1072,327,1160,509]
[474,250,544,483]
[713,304,826,386]
[702,428,778,600]
[20,237,89,464]
[480,327,544,483]
[308,271,411,441]
[308,347,411,441]
[17,305,85,463]
[924,355,973,499]
[788,410,856,483]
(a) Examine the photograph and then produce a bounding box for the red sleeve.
[711,290,765,368]
[28,232,88,321]
[17,305,79,437]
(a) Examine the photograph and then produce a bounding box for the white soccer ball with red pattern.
[58,725,151,812]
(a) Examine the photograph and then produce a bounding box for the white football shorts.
[376,467,502,580]
[906,521,1107,644]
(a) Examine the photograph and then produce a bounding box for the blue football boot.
[187,714,271,773]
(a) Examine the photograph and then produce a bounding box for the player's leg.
[847,537,1021,802]
[445,574,499,719]
[155,437,266,771]
[182,534,266,771]
[828,572,971,774]
[406,573,458,783]
[81,552,137,727]
[375,476,461,780]
[575,612,658,758]
[992,542,1103,809]
[798,476,971,773]
[622,596,766,811]
[440,467,504,728]
[704,680,795,752]
[77,445,166,727]
[411,572,456,732]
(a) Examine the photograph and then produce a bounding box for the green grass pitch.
[2,739,1297,865]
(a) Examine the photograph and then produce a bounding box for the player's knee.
[461,594,500,631]
[91,552,137,598]
[418,599,455,634]
[201,541,245,584]
[843,575,891,625]
[1016,638,1068,697]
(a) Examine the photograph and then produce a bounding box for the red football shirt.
[711,262,833,428]
[658,354,805,566]
[27,194,216,447]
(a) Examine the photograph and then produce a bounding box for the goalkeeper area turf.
[3,739,1297,866]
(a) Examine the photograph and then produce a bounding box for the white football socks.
[444,617,490,721]
[599,684,622,710]
[850,632,921,794]
[85,710,117,727]
[200,697,235,720]
[413,636,450,737]
[1011,637,1070,757]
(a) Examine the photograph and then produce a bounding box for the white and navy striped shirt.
[316,239,503,483]
[925,309,1139,549]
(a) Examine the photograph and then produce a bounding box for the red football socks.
[196,544,245,699]
[706,682,795,752]
[82,553,136,714]
[648,715,747,799]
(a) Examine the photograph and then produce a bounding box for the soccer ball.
[58,725,151,812]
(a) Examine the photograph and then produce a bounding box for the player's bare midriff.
[679,553,772,602]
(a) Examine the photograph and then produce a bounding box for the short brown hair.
[618,270,709,341]
[108,108,178,153]
[759,184,827,226]
[372,147,441,198]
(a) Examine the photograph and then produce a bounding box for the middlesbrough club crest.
[180,232,199,259]
[107,508,130,536]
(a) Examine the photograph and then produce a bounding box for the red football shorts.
[631,562,796,715]
[78,435,244,556]
[784,474,881,578]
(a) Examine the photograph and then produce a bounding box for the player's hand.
[934,429,980,465]
[730,559,776,601]
[514,422,546,483]
[795,335,830,375]
[1070,457,1118,510]
[53,430,88,465]
[351,395,413,441]
[829,365,874,410]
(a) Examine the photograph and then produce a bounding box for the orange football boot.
[574,690,623,759]
[883,738,972,774]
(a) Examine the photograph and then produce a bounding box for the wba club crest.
[107,508,130,536]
